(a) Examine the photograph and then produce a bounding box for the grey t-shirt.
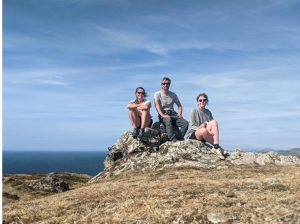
[154,90,180,112]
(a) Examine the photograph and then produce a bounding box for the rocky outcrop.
[91,127,300,182]
[29,174,70,192]
[229,150,300,166]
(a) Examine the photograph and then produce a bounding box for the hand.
[137,104,146,110]
[177,114,182,118]
[162,114,171,119]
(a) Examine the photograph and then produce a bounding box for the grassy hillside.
[3,165,300,223]
[3,173,91,205]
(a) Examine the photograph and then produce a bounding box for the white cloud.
[33,79,68,86]
[93,22,300,57]
[95,26,171,56]
[4,0,300,151]
[4,69,69,86]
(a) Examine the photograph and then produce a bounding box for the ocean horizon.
[2,150,107,176]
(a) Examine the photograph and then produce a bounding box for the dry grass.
[3,165,300,223]
[2,173,91,205]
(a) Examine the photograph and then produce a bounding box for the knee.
[195,128,207,139]
[197,128,209,135]
[210,119,218,126]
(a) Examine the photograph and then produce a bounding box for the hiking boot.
[132,128,139,139]
[171,137,178,142]
[137,128,145,140]
[169,134,177,142]
[211,147,225,159]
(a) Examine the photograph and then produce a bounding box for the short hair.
[196,93,209,104]
[161,76,171,83]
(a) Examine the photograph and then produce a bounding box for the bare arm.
[137,101,151,110]
[154,100,170,119]
[176,101,183,118]
[127,102,141,109]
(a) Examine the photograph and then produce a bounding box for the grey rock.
[90,129,300,182]
[29,174,69,192]
[207,212,230,224]
[228,150,300,166]
[225,191,236,198]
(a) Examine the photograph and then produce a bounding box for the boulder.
[90,129,300,182]
[29,174,70,193]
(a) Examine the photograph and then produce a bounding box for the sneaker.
[211,147,225,159]
[132,128,139,139]
[137,128,145,140]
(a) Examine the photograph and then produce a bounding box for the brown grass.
[3,165,300,223]
[2,173,91,205]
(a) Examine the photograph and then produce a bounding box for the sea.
[2,151,107,176]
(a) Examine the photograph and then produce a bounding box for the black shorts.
[189,131,197,139]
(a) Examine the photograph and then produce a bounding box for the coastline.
[3,150,107,176]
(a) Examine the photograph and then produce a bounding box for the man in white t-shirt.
[154,77,188,141]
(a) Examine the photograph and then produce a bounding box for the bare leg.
[128,109,141,128]
[195,128,213,143]
[140,110,151,128]
[206,120,219,145]
[196,120,224,157]
[194,120,219,144]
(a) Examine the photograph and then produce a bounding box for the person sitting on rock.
[128,87,153,140]
[184,93,225,158]
[154,76,188,141]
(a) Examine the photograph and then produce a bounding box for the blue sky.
[3,0,300,151]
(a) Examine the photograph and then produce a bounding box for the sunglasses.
[161,82,170,86]
[198,99,207,102]
[137,92,144,95]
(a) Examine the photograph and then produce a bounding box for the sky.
[3,0,300,151]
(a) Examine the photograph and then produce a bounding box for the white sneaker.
[211,147,225,159]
